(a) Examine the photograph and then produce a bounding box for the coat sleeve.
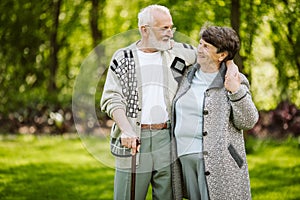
[100,50,127,118]
[227,73,259,130]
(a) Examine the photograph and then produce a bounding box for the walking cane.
[130,139,140,200]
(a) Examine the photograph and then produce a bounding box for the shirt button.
[205,171,210,176]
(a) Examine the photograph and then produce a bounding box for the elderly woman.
[171,26,259,200]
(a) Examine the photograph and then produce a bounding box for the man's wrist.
[228,86,240,94]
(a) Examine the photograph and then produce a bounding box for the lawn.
[246,136,300,200]
[0,134,115,200]
[0,134,299,200]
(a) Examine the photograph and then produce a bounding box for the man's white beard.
[149,34,171,51]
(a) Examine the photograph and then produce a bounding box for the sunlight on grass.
[0,134,299,199]
[79,134,115,169]
[0,134,114,200]
[247,137,300,200]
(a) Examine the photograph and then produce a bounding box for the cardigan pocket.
[228,144,244,168]
[110,123,132,157]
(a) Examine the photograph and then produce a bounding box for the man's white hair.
[138,5,171,27]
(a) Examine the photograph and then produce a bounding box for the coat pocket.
[228,144,244,168]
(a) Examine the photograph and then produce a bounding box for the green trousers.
[114,128,172,200]
[179,153,209,200]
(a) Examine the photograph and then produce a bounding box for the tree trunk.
[48,0,62,91]
[90,0,105,47]
[230,0,243,72]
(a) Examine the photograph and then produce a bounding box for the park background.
[0,0,299,199]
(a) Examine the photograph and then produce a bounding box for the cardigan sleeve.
[100,50,127,118]
[228,73,259,130]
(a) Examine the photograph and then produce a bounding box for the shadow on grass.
[0,162,114,199]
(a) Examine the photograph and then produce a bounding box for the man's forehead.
[152,11,173,26]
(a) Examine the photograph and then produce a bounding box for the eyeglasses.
[144,25,176,34]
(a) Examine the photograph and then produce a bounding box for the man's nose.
[166,29,173,37]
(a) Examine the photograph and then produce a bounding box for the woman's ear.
[218,51,228,62]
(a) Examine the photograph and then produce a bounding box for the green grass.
[0,134,114,200]
[246,136,300,200]
[0,134,299,200]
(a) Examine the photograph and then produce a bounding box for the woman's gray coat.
[171,63,259,200]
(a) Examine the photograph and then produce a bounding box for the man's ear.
[142,26,149,33]
[140,26,149,37]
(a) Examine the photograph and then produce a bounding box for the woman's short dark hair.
[200,26,240,61]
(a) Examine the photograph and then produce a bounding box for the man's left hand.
[225,60,241,93]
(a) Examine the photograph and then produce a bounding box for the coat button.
[203,131,208,136]
[203,151,208,156]
[138,108,142,111]
[205,171,210,176]
[136,122,140,126]
[203,110,208,115]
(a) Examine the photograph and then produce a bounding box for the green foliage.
[267,0,300,105]
[0,0,300,123]
[0,1,49,114]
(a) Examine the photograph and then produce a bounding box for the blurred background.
[0,0,299,137]
[0,1,299,199]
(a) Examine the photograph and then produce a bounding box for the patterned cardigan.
[100,41,196,169]
[170,63,259,200]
